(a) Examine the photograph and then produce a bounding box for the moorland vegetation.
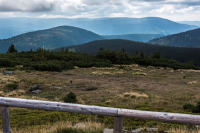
[0,45,200,132]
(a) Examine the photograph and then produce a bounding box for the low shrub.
[183,102,200,113]
[30,62,62,72]
[85,86,98,91]
[63,92,77,103]
[6,67,18,71]
[0,58,17,67]
[183,103,194,111]
[192,102,200,113]
[6,83,19,90]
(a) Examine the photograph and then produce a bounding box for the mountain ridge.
[0,17,198,39]
[148,28,200,47]
[0,26,105,53]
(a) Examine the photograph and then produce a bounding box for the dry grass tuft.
[179,69,200,73]
[187,81,198,85]
[169,127,200,133]
[92,70,124,76]
[132,72,147,76]
[5,120,105,133]
[120,92,149,98]
[3,89,25,97]
[133,69,143,72]
[0,75,20,84]
[150,70,156,73]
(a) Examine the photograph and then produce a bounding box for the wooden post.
[114,116,123,133]
[1,107,11,133]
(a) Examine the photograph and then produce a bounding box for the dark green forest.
[103,34,164,42]
[0,44,198,72]
[149,28,200,47]
[59,39,200,67]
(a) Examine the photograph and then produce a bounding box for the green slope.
[148,28,200,47]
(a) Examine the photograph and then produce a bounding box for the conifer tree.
[7,44,18,53]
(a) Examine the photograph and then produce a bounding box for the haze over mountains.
[178,21,200,27]
[149,28,200,47]
[0,26,104,53]
[0,17,198,39]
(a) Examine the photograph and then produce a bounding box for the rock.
[132,128,142,132]
[31,89,42,94]
[103,128,160,133]
[147,127,158,131]
[29,85,40,92]
[50,86,62,89]
[4,71,13,75]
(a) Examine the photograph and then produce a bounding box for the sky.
[0,0,200,21]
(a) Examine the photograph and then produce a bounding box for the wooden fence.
[0,97,200,133]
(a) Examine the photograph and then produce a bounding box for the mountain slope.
[0,26,105,53]
[54,39,200,66]
[103,34,164,42]
[0,17,198,39]
[148,28,200,47]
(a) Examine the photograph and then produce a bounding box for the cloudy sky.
[0,0,200,21]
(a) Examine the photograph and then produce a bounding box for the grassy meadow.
[1,64,200,132]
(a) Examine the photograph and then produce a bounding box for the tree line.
[0,44,198,72]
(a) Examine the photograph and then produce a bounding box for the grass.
[0,120,105,133]
[0,64,200,132]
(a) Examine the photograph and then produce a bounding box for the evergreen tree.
[7,44,18,53]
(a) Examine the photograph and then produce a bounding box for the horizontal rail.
[0,97,200,125]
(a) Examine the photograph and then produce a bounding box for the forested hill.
[0,26,105,53]
[103,34,164,42]
[148,28,200,47]
[56,39,200,66]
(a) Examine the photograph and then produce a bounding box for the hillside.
[0,26,105,53]
[103,34,164,42]
[55,39,200,66]
[0,17,198,39]
[148,28,200,47]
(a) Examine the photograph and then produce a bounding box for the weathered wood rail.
[0,97,200,133]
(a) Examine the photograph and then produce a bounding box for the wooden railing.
[0,97,200,133]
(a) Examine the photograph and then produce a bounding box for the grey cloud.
[0,0,55,12]
[168,1,200,6]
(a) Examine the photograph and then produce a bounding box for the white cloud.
[0,0,200,21]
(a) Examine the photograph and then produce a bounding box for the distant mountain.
[103,34,164,42]
[178,21,200,27]
[54,39,200,66]
[0,26,105,53]
[148,28,200,47]
[0,17,198,39]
